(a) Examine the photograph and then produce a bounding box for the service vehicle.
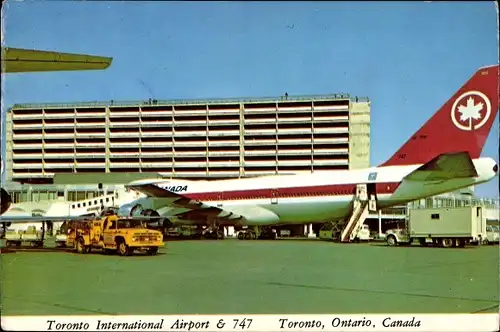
[483,225,499,245]
[5,225,45,247]
[319,223,371,242]
[355,224,371,241]
[66,215,164,256]
[55,232,68,248]
[385,206,486,248]
[54,221,70,248]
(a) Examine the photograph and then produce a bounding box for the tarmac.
[1,238,499,316]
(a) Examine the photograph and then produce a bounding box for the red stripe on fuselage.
[181,182,402,201]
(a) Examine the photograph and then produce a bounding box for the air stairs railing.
[339,184,374,242]
[341,200,368,242]
[348,201,370,241]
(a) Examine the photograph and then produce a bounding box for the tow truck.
[66,214,164,256]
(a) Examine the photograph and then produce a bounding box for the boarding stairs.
[339,184,375,242]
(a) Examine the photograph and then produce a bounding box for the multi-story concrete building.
[4,94,370,184]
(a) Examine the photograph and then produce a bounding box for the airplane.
[117,64,499,240]
[0,46,113,220]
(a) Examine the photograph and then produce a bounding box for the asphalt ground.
[1,239,498,316]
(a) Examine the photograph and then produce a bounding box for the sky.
[1,1,499,198]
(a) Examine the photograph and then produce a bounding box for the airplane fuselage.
[120,157,497,226]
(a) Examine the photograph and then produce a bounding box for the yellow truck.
[66,215,164,256]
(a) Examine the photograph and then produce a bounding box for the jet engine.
[129,205,172,229]
[1,188,12,215]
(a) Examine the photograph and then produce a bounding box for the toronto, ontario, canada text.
[278,316,422,329]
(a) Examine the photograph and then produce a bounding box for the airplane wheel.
[244,232,251,240]
[237,232,244,240]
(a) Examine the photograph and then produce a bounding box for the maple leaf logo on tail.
[457,96,483,122]
[451,91,491,131]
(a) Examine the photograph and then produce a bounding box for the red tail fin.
[381,65,499,167]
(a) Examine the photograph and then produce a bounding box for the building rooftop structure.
[9,93,368,110]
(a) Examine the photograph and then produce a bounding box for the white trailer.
[385,206,486,248]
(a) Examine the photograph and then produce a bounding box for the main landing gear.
[237,226,277,240]
[202,224,225,240]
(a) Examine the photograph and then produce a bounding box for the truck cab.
[484,225,500,245]
[385,228,410,246]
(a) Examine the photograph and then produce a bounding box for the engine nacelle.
[1,188,12,215]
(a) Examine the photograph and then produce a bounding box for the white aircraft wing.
[0,215,94,224]
[1,47,113,73]
[403,152,478,182]
[126,182,280,225]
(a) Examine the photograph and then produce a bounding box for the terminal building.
[4,94,370,185]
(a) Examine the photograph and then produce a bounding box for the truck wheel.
[76,238,86,254]
[483,239,489,245]
[456,239,466,248]
[250,231,257,240]
[244,232,251,240]
[441,238,453,248]
[147,247,158,256]
[386,235,397,247]
[117,241,131,256]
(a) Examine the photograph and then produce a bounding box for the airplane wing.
[0,215,94,224]
[403,152,478,182]
[126,181,280,225]
[1,47,113,73]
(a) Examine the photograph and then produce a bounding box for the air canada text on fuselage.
[160,185,188,192]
